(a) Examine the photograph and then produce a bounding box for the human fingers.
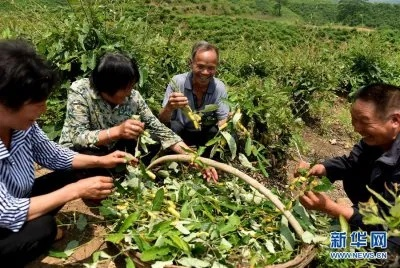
[298,160,310,170]
[97,176,113,183]
[209,168,218,182]
[308,164,326,176]
[124,153,138,164]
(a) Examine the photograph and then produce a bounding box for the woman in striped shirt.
[0,40,135,266]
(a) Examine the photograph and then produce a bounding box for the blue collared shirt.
[162,72,229,133]
[0,123,76,232]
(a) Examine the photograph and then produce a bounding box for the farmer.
[59,52,218,181]
[159,41,229,148]
[298,83,400,253]
[0,39,134,266]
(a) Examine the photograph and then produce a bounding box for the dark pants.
[0,170,81,267]
[179,126,218,148]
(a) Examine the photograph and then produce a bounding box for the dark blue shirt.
[323,135,400,250]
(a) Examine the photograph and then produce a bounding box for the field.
[2,0,400,267]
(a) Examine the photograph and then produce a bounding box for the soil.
[27,126,354,268]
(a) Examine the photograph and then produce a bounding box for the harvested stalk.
[147,154,305,239]
[170,80,201,130]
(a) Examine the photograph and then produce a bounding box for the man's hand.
[296,161,326,177]
[118,119,144,140]
[300,191,354,220]
[167,92,189,110]
[299,191,332,212]
[72,176,115,200]
[309,164,327,176]
[99,151,138,168]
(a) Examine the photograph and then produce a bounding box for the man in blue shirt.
[159,41,229,148]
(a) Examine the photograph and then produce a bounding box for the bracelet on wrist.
[106,128,111,140]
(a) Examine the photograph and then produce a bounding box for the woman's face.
[1,100,47,130]
[101,85,133,106]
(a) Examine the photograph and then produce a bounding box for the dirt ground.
[27,126,354,268]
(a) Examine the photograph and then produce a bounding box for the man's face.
[351,99,399,149]
[191,49,218,87]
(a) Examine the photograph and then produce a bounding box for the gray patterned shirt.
[59,78,181,150]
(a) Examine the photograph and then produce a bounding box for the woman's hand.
[118,119,144,140]
[99,151,138,168]
[202,166,218,183]
[73,176,115,200]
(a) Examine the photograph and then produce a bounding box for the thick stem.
[148,154,304,239]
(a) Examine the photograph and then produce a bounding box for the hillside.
[1,0,400,29]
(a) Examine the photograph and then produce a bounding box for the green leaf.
[140,247,170,262]
[280,217,295,250]
[390,203,400,217]
[76,214,87,231]
[177,257,211,267]
[256,155,269,177]
[152,189,165,211]
[301,231,314,244]
[180,202,190,218]
[245,136,252,156]
[205,136,220,146]
[152,261,174,268]
[219,214,240,235]
[265,239,275,253]
[167,234,190,253]
[313,177,333,192]
[132,232,151,252]
[221,131,237,160]
[48,250,68,259]
[366,185,393,207]
[339,215,350,234]
[105,233,125,244]
[219,238,232,251]
[201,104,219,113]
[238,153,255,170]
[197,146,206,156]
[125,257,136,268]
[114,179,128,194]
[118,211,140,233]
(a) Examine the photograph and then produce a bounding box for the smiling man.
[298,83,400,254]
[159,41,229,148]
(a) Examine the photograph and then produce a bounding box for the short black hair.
[354,83,400,118]
[90,53,140,96]
[0,39,56,110]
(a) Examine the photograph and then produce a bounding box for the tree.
[337,0,368,26]
[274,0,288,17]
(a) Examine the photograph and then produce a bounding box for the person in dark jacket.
[298,83,400,254]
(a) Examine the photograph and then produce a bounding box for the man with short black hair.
[298,83,400,255]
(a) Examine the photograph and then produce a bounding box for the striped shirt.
[0,123,76,232]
